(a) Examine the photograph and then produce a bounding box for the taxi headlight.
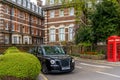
[50,60,55,64]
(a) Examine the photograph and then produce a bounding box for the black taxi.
[29,45,75,73]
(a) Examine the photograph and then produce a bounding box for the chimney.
[37,0,42,6]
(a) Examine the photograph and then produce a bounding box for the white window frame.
[24,38,28,44]
[59,28,65,41]
[5,22,9,30]
[23,36,30,44]
[13,36,17,44]
[12,8,14,16]
[34,5,36,11]
[59,9,64,17]
[12,23,14,31]
[68,27,74,41]
[49,28,56,42]
[69,7,74,16]
[5,35,9,44]
[27,2,31,9]
[6,6,9,14]
[17,0,22,5]
[50,10,55,18]
[12,35,22,44]
[39,7,42,15]
[36,6,39,13]
[32,4,34,11]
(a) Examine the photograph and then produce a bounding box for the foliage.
[0,48,41,80]
[61,0,96,26]
[75,25,94,45]
[4,46,20,54]
[78,42,92,47]
[61,0,97,45]
[90,0,120,44]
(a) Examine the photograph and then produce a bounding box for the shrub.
[0,50,41,80]
[4,46,20,54]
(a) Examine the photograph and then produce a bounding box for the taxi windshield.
[43,46,65,55]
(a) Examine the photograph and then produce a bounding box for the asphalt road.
[44,60,120,80]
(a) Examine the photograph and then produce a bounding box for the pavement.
[38,74,48,80]
[74,56,120,66]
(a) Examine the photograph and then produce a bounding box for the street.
[44,59,120,80]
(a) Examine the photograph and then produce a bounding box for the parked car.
[29,45,75,73]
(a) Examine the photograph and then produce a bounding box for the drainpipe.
[9,6,13,45]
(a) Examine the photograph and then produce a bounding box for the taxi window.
[38,47,43,55]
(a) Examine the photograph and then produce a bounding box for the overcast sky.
[30,0,45,5]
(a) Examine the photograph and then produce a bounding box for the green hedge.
[4,46,20,54]
[0,47,41,80]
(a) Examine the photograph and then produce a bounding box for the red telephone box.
[107,36,120,62]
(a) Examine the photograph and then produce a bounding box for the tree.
[60,0,97,45]
[91,0,120,44]
[75,25,94,45]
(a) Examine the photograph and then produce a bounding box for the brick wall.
[44,7,76,44]
[64,45,107,55]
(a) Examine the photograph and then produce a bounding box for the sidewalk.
[38,74,48,80]
[74,57,120,66]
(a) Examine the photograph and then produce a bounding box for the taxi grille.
[61,59,70,67]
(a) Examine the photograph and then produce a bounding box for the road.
[44,59,120,80]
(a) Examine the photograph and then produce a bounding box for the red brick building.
[0,0,101,46]
[0,0,44,45]
[43,0,76,45]
[43,0,102,45]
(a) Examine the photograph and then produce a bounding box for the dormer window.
[32,4,34,11]
[36,6,39,13]
[17,0,22,5]
[23,0,27,7]
[27,2,30,9]
[50,0,54,5]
